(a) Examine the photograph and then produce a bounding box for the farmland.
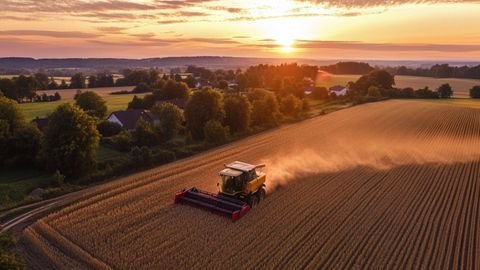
[20,100,480,269]
[316,73,480,98]
[19,86,137,120]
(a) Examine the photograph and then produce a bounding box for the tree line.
[389,64,480,80]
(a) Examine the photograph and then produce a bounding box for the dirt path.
[19,100,480,269]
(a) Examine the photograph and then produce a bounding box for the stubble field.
[21,100,480,269]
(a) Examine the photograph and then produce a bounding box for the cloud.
[296,0,480,8]
[96,26,128,34]
[0,30,100,38]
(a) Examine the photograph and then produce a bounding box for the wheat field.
[21,100,480,269]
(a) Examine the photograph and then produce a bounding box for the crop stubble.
[21,100,480,269]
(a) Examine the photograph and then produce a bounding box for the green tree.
[0,79,16,100]
[134,118,158,146]
[151,103,184,140]
[42,103,100,178]
[75,91,107,119]
[128,95,144,109]
[184,88,225,140]
[224,95,251,134]
[203,120,228,144]
[248,89,280,126]
[34,73,49,90]
[70,73,86,89]
[470,85,480,98]
[0,96,41,167]
[14,75,37,101]
[59,80,69,89]
[437,83,453,98]
[111,131,133,152]
[48,77,58,90]
[88,75,97,88]
[279,94,303,117]
[0,96,25,133]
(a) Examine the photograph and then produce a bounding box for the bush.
[469,86,480,98]
[97,121,122,137]
[203,120,228,144]
[111,131,133,152]
[367,86,382,98]
[132,83,153,93]
[51,170,65,187]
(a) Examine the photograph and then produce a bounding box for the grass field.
[20,86,139,120]
[21,100,480,269]
[0,170,52,211]
[316,73,480,98]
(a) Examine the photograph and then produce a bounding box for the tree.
[132,83,152,93]
[437,83,453,99]
[248,89,280,126]
[48,77,58,90]
[70,73,86,89]
[111,131,133,152]
[128,95,144,109]
[470,86,480,98]
[41,103,100,178]
[312,87,328,100]
[15,75,37,101]
[59,80,69,89]
[151,103,184,140]
[218,80,229,90]
[352,70,395,96]
[224,96,251,134]
[34,73,49,90]
[134,118,158,146]
[0,96,41,167]
[88,75,97,88]
[0,96,25,133]
[159,80,191,100]
[75,91,108,119]
[184,88,225,140]
[0,79,16,100]
[203,120,228,144]
[279,94,303,117]
[8,124,42,165]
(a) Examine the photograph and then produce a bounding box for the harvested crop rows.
[21,100,480,269]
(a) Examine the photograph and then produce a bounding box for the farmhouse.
[107,109,159,131]
[329,85,348,96]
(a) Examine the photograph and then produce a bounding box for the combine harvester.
[175,161,266,221]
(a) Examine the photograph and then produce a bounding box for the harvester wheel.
[257,188,266,203]
[247,195,258,208]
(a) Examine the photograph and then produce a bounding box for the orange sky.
[1,0,480,60]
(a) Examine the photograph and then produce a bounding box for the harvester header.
[174,161,267,221]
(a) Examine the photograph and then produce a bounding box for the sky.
[1,0,480,60]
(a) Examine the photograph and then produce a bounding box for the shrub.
[311,87,329,100]
[52,170,65,187]
[97,121,122,137]
[203,120,228,144]
[111,131,133,152]
[367,86,382,98]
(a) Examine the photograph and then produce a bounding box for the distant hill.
[0,57,335,72]
[0,56,478,74]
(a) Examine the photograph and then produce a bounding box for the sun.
[259,17,312,55]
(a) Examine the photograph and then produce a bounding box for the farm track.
[20,100,480,269]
